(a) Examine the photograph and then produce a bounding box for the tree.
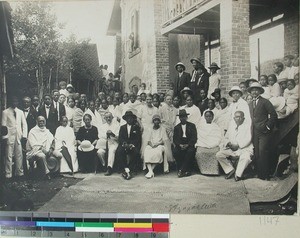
[9,2,61,99]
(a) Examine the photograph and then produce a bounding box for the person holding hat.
[174,62,191,97]
[76,114,99,173]
[189,58,210,103]
[115,110,141,180]
[207,62,221,99]
[26,116,62,180]
[173,109,197,178]
[227,86,251,125]
[248,82,277,180]
[143,114,172,178]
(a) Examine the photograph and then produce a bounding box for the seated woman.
[26,116,62,179]
[76,114,99,173]
[143,115,172,178]
[195,111,222,175]
[54,116,78,173]
[202,99,219,122]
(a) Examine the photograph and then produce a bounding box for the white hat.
[78,140,94,152]
[269,97,286,112]
[229,86,243,97]
[66,84,74,89]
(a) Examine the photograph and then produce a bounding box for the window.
[129,9,140,58]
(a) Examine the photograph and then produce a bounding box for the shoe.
[234,175,241,182]
[126,172,132,180]
[184,172,192,177]
[104,167,112,176]
[122,172,127,180]
[225,170,235,179]
[45,174,51,180]
[145,171,154,179]
[177,170,184,178]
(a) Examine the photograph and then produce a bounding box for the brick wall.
[153,0,170,93]
[220,0,251,94]
[284,15,299,56]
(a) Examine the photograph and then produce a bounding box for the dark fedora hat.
[122,110,137,120]
[175,62,186,71]
[208,62,221,70]
[176,109,190,117]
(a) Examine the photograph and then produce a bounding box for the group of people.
[1,54,298,182]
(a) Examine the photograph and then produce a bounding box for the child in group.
[239,82,249,100]
[274,79,299,119]
[259,75,271,99]
[268,74,281,97]
[59,81,68,97]
[278,78,288,96]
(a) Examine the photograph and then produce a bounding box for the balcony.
[161,0,220,36]
[162,0,212,26]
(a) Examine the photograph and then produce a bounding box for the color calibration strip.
[0,212,169,237]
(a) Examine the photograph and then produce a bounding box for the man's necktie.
[253,99,257,109]
[13,110,16,119]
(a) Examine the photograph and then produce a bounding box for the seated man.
[115,111,141,180]
[173,109,197,178]
[96,112,120,176]
[216,111,253,181]
[26,116,62,179]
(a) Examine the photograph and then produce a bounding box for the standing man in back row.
[173,62,191,97]
[248,82,277,180]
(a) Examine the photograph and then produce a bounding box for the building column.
[220,0,251,93]
[199,34,205,65]
[153,0,170,93]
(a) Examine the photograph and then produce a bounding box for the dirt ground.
[0,174,297,215]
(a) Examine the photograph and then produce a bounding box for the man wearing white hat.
[248,82,277,180]
[227,86,251,127]
[174,62,191,97]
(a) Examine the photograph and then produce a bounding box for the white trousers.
[5,136,23,178]
[216,149,252,177]
[97,143,118,168]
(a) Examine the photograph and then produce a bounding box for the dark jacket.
[38,104,59,135]
[189,70,210,103]
[174,71,191,97]
[249,96,277,133]
[173,121,197,147]
[118,124,142,150]
[198,98,209,115]
[53,101,66,122]
[23,106,37,134]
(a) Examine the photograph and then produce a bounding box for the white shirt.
[54,101,60,120]
[23,107,30,119]
[181,124,187,138]
[127,124,132,137]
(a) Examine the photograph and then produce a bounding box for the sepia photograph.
[0,0,298,217]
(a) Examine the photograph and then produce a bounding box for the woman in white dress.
[54,116,78,173]
[143,115,171,178]
[137,94,159,159]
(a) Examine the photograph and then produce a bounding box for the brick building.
[107,0,299,95]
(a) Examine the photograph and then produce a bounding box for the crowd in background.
[1,54,299,182]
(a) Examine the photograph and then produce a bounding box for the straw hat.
[180,87,193,94]
[190,57,202,64]
[247,82,265,94]
[152,114,161,122]
[46,155,60,172]
[269,97,286,112]
[78,140,94,152]
[66,84,74,89]
[229,86,243,97]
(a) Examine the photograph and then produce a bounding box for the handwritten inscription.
[259,216,280,226]
[168,203,217,213]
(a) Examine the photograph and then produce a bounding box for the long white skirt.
[144,145,164,164]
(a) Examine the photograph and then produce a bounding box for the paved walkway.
[39,172,297,215]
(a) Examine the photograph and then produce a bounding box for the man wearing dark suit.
[115,111,141,180]
[198,89,209,115]
[173,109,197,178]
[22,96,37,175]
[22,96,37,134]
[189,57,210,104]
[248,82,277,180]
[38,94,59,135]
[52,89,66,122]
[174,62,191,97]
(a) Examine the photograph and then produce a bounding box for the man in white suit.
[216,111,253,181]
[2,96,28,179]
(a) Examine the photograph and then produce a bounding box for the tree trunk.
[55,61,59,89]
[48,68,52,93]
